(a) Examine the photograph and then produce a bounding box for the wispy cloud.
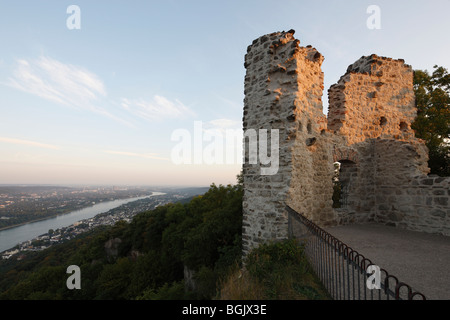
[121,96,196,122]
[0,137,60,150]
[6,56,134,126]
[5,55,193,126]
[8,56,106,109]
[103,150,169,161]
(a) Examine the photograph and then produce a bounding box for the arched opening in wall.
[379,116,387,127]
[307,121,312,134]
[332,160,357,209]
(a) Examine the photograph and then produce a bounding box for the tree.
[412,65,450,176]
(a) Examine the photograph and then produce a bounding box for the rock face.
[242,30,450,255]
[104,238,122,259]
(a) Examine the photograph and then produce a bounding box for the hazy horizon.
[0,183,212,188]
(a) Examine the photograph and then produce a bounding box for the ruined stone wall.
[242,31,450,254]
[242,30,335,254]
[373,140,450,235]
[326,54,449,235]
[327,55,431,227]
[284,41,334,226]
[328,54,418,146]
[332,142,378,225]
[242,30,297,253]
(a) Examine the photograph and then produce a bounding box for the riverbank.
[0,194,153,232]
[1,193,169,259]
[0,193,167,254]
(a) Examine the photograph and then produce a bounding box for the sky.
[0,0,449,187]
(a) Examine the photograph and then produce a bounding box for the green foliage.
[94,257,134,299]
[182,184,243,270]
[136,281,186,300]
[243,239,329,300]
[0,179,331,301]
[0,182,244,300]
[4,265,66,300]
[245,239,308,281]
[193,266,218,299]
[412,65,450,176]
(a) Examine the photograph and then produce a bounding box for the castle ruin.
[242,30,450,254]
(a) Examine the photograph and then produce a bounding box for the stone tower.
[242,30,335,254]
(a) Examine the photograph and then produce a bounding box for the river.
[0,192,164,253]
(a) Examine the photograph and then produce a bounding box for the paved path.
[325,224,450,300]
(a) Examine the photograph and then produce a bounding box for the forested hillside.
[0,183,243,300]
[0,179,328,300]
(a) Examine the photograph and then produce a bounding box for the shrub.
[219,239,330,300]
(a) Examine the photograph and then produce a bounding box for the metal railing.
[286,205,426,300]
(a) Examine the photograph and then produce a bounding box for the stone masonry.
[242,30,450,254]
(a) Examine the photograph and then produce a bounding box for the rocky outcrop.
[104,238,122,260]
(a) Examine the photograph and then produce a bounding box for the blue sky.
[0,0,449,186]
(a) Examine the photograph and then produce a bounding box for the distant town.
[0,185,208,260]
[0,185,160,230]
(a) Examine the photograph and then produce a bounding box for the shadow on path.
[326,223,450,300]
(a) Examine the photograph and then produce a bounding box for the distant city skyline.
[1,1,449,186]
